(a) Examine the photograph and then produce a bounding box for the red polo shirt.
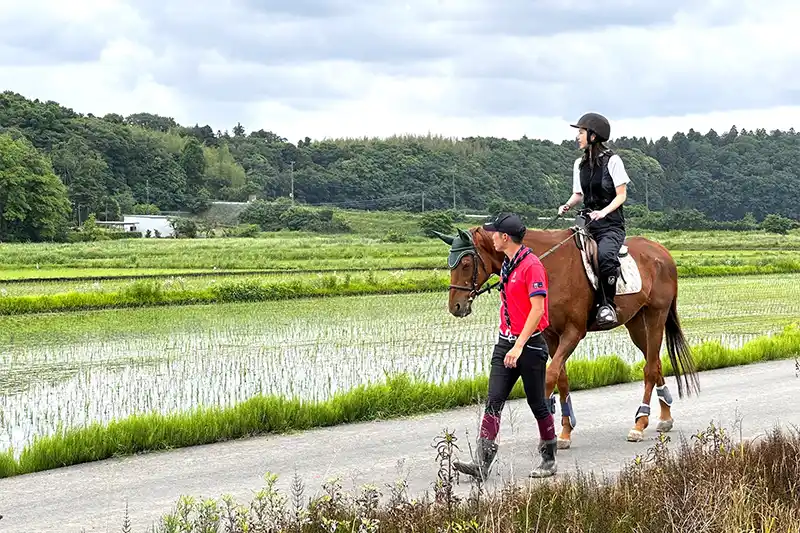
[499,250,549,337]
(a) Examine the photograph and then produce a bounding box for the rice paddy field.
[1,222,799,476]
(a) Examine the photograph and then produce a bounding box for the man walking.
[453,212,558,480]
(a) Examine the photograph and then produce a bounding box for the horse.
[433,222,700,446]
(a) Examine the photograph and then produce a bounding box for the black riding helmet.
[570,112,610,143]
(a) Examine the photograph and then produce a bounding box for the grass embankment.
[0,271,446,315]
[1,324,797,479]
[1,260,800,314]
[143,423,800,532]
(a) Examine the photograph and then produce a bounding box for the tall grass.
[142,422,800,532]
[1,325,797,479]
[0,271,448,314]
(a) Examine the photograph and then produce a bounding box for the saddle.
[572,216,642,296]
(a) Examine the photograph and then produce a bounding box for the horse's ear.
[457,228,472,242]
[431,230,455,245]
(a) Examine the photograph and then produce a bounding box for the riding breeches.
[591,224,626,278]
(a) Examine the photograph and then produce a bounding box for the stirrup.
[596,305,617,325]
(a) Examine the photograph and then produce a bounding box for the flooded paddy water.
[1,273,798,455]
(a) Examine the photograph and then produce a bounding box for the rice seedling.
[0,273,797,474]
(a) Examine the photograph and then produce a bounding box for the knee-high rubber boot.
[530,438,558,478]
[453,437,498,481]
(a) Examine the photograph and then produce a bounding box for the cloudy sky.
[1,0,799,143]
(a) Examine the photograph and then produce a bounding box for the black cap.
[483,212,526,238]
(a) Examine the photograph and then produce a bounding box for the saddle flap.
[573,228,601,275]
[586,238,599,273]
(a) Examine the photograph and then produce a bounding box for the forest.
[1,90,798,241]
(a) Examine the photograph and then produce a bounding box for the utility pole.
[290,161,295,204]
[452,173,456,211]
[421,191,425,213]
[146,179,150,205]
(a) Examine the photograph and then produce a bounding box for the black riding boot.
[453,437,498,481]
[596,272,619,328]
[530,438,558,478]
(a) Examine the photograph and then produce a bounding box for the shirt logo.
[533,281,543,288]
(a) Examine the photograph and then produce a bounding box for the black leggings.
[485,334,550,421]
[591,223,625,278]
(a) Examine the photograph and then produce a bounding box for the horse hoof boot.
[656,419,674,433]
[627,428,644,442]
[557,437,571,450]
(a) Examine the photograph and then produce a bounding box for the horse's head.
[433,227,498,317]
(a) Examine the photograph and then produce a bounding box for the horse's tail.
[664,292,701,398]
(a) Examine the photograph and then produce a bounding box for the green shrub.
[762,214,795,234]
[419,211,455,237]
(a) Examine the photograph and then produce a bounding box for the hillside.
[1,90,799,242]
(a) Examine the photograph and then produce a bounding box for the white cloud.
[0,0,798,143]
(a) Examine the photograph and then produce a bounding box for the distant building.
[94,220,134,231]
[121,215,174,238]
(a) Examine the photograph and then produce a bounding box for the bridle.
[448,246,496,304]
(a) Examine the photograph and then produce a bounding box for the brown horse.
[434,223,700,446]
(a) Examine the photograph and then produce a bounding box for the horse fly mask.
[438,229,499,303]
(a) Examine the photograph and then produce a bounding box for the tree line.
[0,90,798,242]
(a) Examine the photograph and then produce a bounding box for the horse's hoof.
[657,419,674,433]
[627,429,644,442]
[557,437,571,450]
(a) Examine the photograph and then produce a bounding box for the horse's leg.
[555,368,575,449]
[544,327,583,449]
[625,307,668,442]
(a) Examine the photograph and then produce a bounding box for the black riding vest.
[579,149,624,226]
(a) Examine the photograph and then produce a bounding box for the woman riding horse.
[558,112,630,328]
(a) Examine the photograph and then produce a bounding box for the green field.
[0,247,798,282]
[1,272,798,464]
[1,223,799,477]
[0,247,798,297]
[1,225,800,273]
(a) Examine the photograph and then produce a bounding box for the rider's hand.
[558,204,570,216]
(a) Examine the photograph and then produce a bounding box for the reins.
[463,216,596,301]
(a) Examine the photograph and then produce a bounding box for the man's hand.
[589,210,606,221]
[504,344,523,368]
[557,204,571,216]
